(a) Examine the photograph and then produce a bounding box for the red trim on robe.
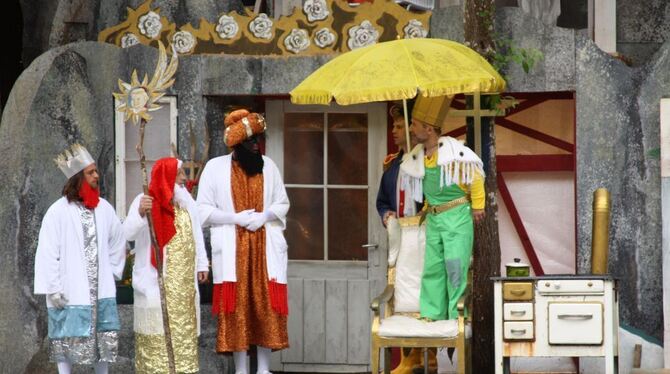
[268,279,289,316]
[212,282,237,315]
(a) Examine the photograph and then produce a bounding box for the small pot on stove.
[506,258,530,277]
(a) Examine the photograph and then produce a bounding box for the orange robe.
[216,161,289,352]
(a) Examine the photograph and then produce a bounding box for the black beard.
[233,144,264,175]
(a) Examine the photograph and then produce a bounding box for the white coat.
[196,155,289,284]
[123,193,209,335]
[34,197,126,308]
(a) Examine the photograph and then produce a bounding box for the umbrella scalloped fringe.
[290,79,504,106]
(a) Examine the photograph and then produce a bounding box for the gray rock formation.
[496,7,576,92]
[576,35,664,342]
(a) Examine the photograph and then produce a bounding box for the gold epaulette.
[383,152,399,171]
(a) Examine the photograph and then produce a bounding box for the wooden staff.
[137,118,177,374]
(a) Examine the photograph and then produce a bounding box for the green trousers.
[419,167,474,320]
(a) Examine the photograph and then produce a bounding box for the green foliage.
[648,147,661,160]
[472,3,544,76]
[491,35,544,75]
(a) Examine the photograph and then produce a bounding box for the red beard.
[79,181,100,209]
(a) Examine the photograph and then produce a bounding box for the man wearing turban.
[197,109,290,374]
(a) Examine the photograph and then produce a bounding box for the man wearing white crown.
[401,95,486,322]
[34,144,126,374]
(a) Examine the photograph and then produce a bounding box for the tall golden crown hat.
[412,94,454,129]
[54,143,95,179]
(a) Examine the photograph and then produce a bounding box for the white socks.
[256,346,272,374]
[234,350,249,374]
[56,361,71,374]
[233,347,272,374]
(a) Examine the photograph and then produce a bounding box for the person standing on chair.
[197,109,290,374]
[34,144,126,374]
[401,95,485,321]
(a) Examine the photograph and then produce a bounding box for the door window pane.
[328,113,367,185]
[286,187,324,260]
[328,189,367,261]
[284,113,324,184]
[124,104,172,161]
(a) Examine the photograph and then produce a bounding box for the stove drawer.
[503,282,533,301]
[548,302,603,345]
[538,279,604,295]
[503,302,534,320]
[503,321,534,340]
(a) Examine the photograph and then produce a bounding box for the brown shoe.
[391,348,422,374]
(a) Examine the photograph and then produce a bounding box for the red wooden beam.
[497,154,574,172]
[504,91,575,100]
[496,117,574,153]
[445,126,466,138]
[497,174,545,275]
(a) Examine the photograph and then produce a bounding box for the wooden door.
[265,100,387,372]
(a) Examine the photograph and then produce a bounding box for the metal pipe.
[591,188,611,274]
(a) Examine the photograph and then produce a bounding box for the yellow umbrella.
[290,38,506,106]
[289,38,506,153]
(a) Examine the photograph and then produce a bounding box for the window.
[114,96,177,217]
[266,102,386,262]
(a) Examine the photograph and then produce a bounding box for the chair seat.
[378,315,471,339]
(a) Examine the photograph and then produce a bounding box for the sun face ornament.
[114,41,178,125]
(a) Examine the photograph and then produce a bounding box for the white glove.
[245,211,276,232]
[209,209,255,227]
[48,292,68,309]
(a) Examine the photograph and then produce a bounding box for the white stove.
[493,275,619,373]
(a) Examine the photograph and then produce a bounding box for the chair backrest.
[389,216,426,314]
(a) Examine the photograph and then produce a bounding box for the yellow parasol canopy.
[290,38,506,106]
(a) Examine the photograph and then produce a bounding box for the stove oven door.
[548,302,603,345]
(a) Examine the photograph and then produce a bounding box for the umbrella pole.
[403,99,411,152]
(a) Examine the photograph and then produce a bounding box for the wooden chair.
[370,215,472,374]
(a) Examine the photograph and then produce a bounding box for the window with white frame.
[266,101,386,262]
[114,96,177,218]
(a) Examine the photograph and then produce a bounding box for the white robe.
[34,197,126,309]
[123,193,209,335]
[196,155,290,284]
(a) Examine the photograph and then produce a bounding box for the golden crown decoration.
[54,143,96,179]
[113,41,178,124]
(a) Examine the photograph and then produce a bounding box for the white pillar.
[660,98,670,368]
[593,0,616,53]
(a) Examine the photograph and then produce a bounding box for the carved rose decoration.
[138,11,162,39]
[314,28,336,48]
[121,33,140,48]
[172,31,196,54]
[284,29,310,54]
[347,20,379,50]
[249,13,273,40]
[403,19,428,39]
[216,15,239,39]
[303,0,329,22]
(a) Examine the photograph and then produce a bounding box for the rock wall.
[4,0,670,370]
[0,41,326,372]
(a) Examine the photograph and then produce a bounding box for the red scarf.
[148,158,178,269]
[78,181,100,209]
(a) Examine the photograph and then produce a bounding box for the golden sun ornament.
[114,41,178,125]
